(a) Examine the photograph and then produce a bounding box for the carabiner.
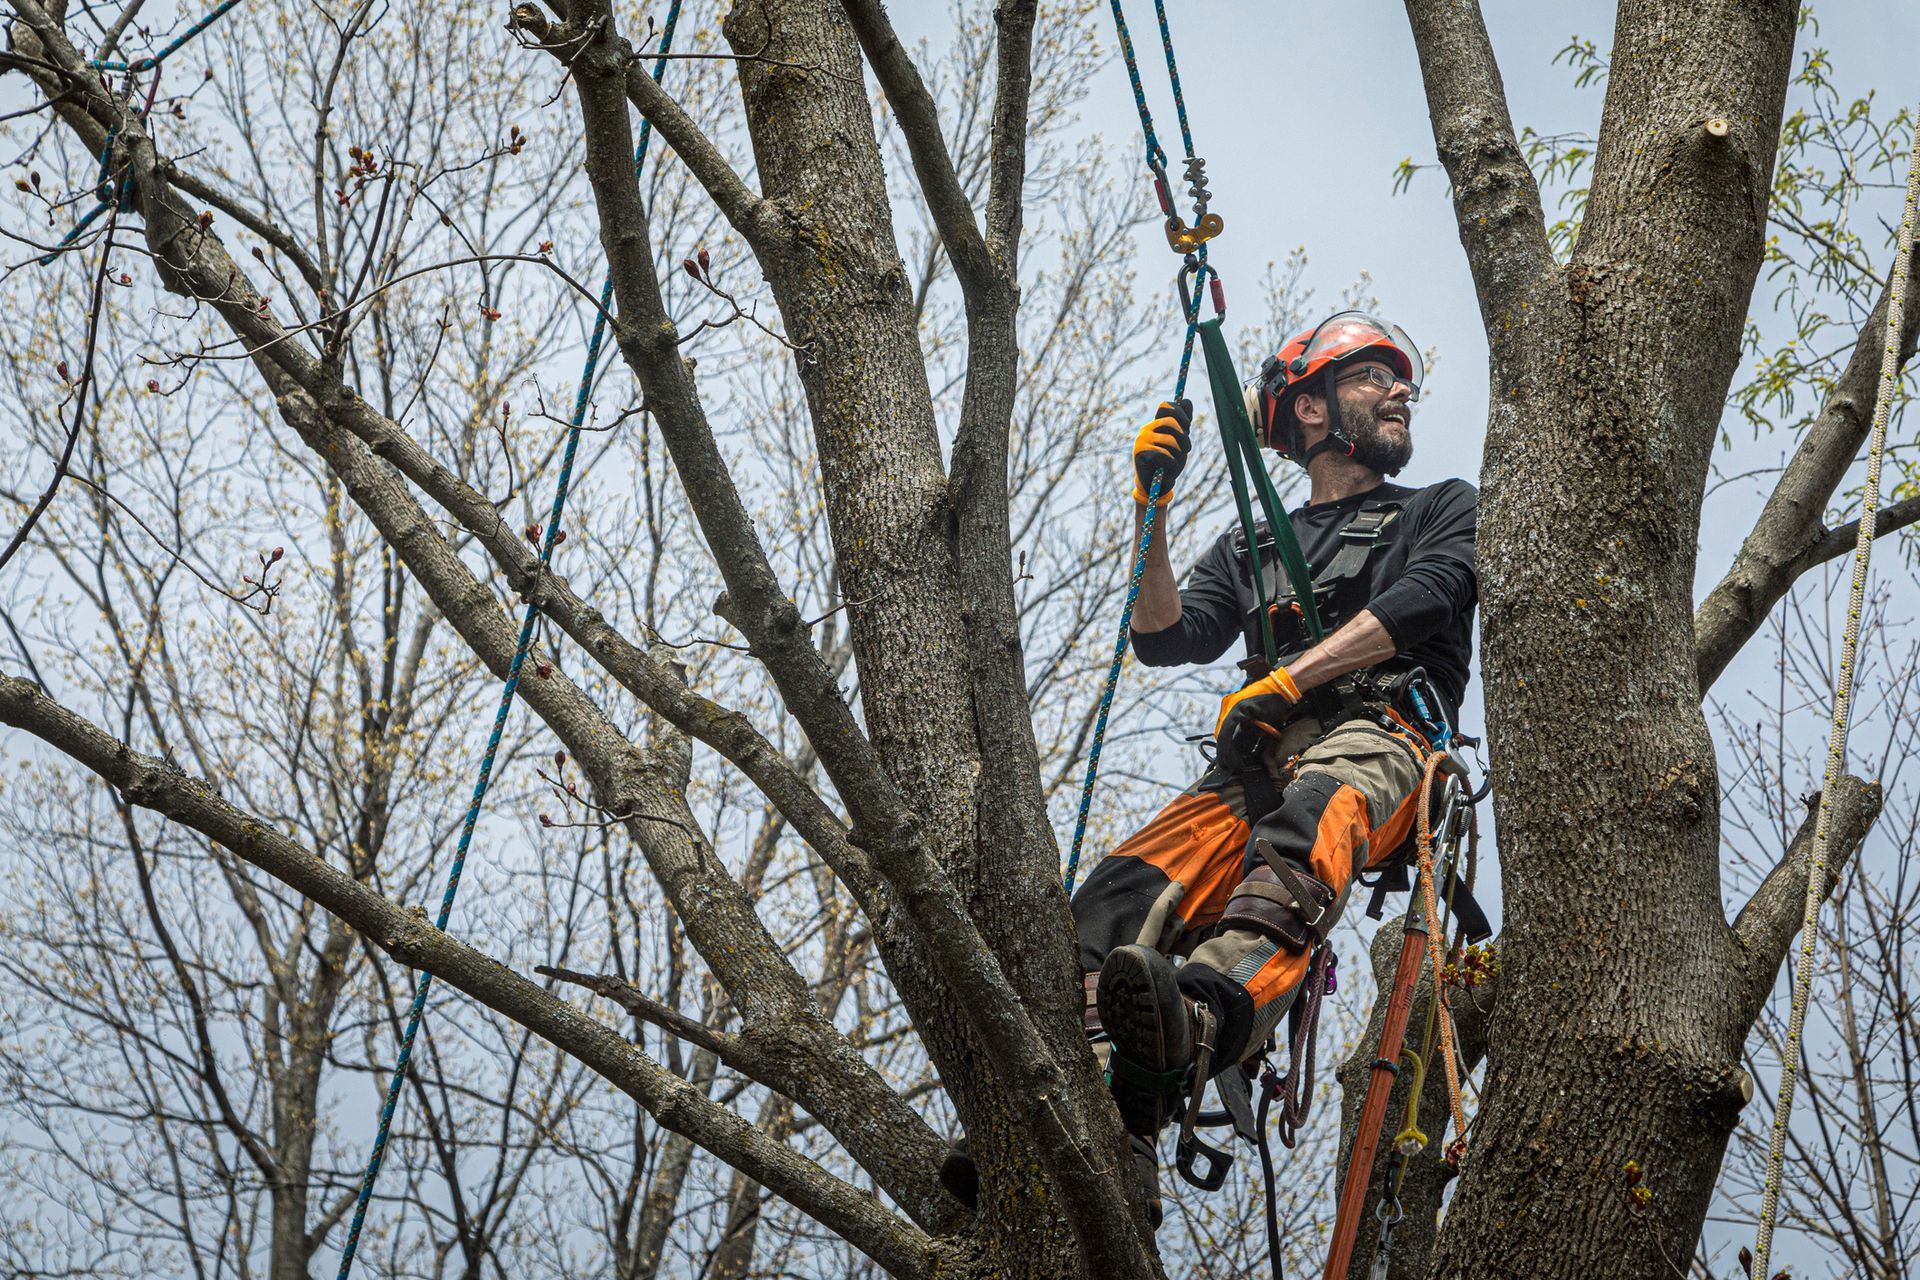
[1177,255,1224,322]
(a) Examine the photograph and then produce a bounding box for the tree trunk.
[715,1,1128,1272]
[1405,2,1876,1274]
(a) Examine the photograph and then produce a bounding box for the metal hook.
[1178,256,1225,322]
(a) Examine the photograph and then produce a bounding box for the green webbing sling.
[1195,317,1324,664]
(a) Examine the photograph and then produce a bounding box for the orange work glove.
[1132,399,1193,507]
[1214,666,1302,773]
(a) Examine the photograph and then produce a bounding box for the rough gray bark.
[1403,0,1891,1275]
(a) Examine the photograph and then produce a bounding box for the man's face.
[1330,359,1415,475]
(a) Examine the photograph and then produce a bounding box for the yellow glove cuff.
[1132,484,1175,509]
[1263,666,1303,702]
[1213,666,1303,736]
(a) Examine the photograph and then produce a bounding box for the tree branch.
[1401,0,1555,324]
[538,965,740,1058]
[1731,775,1883,1026]
[507,2,786,258]
[564,9,1153,1262]
[8,11,958,1221]
[1694,237,1920,693]
[0,674,932,1280]
[983,0,1036,262]
[164,165,329,299]
[840,0,995,289]
[1792,494,1920,572]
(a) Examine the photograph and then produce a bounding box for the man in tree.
[1072,311,1479,1220]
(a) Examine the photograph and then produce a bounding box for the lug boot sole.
[1098,944,1192,1082]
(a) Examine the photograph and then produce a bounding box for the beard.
[1339,393,1415,476]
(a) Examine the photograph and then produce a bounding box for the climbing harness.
[1164,741,1488,1280]
[331,7,684,1277]
[1748,109,1920,1280]
[1324,752,1487,1280]
[1064,0,1226,895]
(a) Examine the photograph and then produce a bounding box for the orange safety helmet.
[1243,311,1424,464]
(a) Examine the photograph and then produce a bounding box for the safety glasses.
[1334,364,1417,396]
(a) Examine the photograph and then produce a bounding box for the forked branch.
[1402,0,1555,324]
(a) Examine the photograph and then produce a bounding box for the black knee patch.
[1244,771,1344,876]
[1071,855,1178,972]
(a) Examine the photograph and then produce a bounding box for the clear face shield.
[1292,311,1424,401]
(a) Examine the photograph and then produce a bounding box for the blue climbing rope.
[38,0,245,265]
[38,84,142,266]
[1106,0,1167,170]
[1148,0,1198,160]
[331,6,683,1276]
[91,0,243,71]
[1064,0,1215,894]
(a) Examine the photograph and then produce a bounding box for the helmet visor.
[1298,311,1424,401]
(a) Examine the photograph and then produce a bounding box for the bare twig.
[0,212,118,575]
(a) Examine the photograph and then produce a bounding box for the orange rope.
[1413,749,1468,1145]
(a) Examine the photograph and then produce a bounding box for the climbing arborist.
[1074,310,1478,1224]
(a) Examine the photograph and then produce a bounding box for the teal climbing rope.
[1063,0,1214,894]
[36,3,247,265]
[92,0,243,71]
[331,6,683,1275]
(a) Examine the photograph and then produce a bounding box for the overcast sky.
[895,0,1919,790]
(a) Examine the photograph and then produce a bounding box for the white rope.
[1748,112,1920,1280]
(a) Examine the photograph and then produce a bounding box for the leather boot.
[1097,944,1196,1138]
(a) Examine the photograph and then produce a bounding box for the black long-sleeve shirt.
[1131,479,1479,724]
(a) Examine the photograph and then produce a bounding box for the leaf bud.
[682,257,700,279]
[697,246,710,273]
